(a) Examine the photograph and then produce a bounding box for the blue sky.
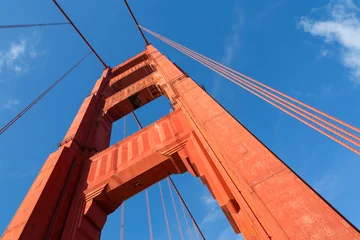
[1,0,360,239]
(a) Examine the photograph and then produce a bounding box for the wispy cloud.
[221,6,243,66]
[0,39,27,74]
[200,193,223,226]
[291,83,345,101]
[1,98,20,111]
[211,6,244,97]
[250,0,288,25]
[0,170,37,181]
[298,0,360,84]
[0,32,40,75]
[217,227,243,240]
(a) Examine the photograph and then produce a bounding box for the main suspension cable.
[138,26,360,155]
[159,35,360,144]
[139,25,360,134]
[160,38,360,149]
[52,0,107,68]
[0,51,92,136]
[165,40,360,154]
[0,22,69,29]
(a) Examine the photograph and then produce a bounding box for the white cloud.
[1,99,20,110]
[211,6,243,97]
[221,7,243,66]
[298,0,360,84]
[0,32,41,74]
[200,193,223,225]
[217,227,243,240]
[30,50,38,58]
[0,39,26,73]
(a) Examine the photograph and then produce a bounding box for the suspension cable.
[179,190,193,240]
[138,26,360,155]
[123,0,150,45]
[158,35,360,144]
[139,25,360,134]
[0,51,92,136]
[167,178,185,240]
[159,38,360,149]
[164,40,360,154]
[168,177,206,240]
[0,23,69,29]
[52,0,107,68]
[159,182,172,240]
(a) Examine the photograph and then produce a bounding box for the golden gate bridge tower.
[1,1,360,239]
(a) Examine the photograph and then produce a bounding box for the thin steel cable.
[139,27,360,155]
[159,182,172,240]
[167,178,185,240]
[145,189,154,240]
[120,203,125,240]
[0,51,92,136]
[139,25,360,134]
[179,192,193,240]
[120,116,126,240]
[132,112,153,240]
[131,113,204,239]
[193,223,201,240]
[0,22,69,29]
[52,0,107,68]
[161,39,360,148]
[123,0,149,45]
[168,177,205,240]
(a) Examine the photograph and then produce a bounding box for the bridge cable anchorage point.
[0,51,92,136]
[52,0,107,68]
[139,26,360,155]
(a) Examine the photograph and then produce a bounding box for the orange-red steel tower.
[2,45,359,240]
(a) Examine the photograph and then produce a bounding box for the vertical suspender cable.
[159,182,172,240]
[132,112,153,240]
[120,116,126,240]
[120,203,125,240]
[167,178,185,240]
[168,177,206,240]
[145,189,154,240]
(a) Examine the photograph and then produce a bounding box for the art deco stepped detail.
[3,45,359,240]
